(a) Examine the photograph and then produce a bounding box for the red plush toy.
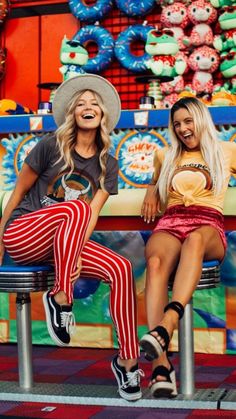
[183,0,218,47]
[160,1,190,50]
[187,45,220,93]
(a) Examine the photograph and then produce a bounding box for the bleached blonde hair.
[55,89,111,191]
[157,97,226,205]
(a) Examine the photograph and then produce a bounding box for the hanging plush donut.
[115,24,154,73]
[115,0,155,17]
[73,25,114,73]
[69,0,114,22]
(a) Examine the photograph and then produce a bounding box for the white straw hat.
[52,74,121,133]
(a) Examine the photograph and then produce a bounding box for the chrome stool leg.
[16,293,33,389]
[179,299,195,395]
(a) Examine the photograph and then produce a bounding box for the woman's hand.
[141,185,159,223]
[0,240,5,266]
[70,255,83,283]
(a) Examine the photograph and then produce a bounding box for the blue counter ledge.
[0,106,236,133]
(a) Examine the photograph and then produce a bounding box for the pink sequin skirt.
[153,205,227,250]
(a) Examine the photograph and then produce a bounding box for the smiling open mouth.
[83,113,95,119]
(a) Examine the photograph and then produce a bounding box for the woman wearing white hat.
[0,74,143,401]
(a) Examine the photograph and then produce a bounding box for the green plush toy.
[145,29,187,77]
[59,36,88,80]
[213,6,236,52]
[210,0,235,7]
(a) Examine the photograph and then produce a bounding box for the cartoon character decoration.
[213,6,236,52]
[0,47,6,81]
[145,28,187,77]
[0,99,34,115]
[0,0,9,25]
[59,36,88,80]
[183,0,218,47]
[187,45,220,93]
[160,1,190,50]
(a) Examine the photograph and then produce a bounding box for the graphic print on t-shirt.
[40,169,96,207]
[170,163,213,206]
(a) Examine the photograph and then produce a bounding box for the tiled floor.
[0,344,236,418]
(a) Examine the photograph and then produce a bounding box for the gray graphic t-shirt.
[6,133,118,228]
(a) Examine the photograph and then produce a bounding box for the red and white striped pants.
[3,200,139,359]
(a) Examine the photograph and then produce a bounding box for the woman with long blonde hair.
[0,74,143,402]
[140,97,236,398]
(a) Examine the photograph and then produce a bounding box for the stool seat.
[0,264,54,293]
[169,259,220,291]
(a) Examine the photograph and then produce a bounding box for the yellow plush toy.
[0,99,34,115]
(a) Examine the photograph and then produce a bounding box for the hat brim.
[52,74,121,133]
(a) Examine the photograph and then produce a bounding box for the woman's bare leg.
[155,226,225,349]
[146,226,225,386]
[145,232,181,330]
[145,232,181,377]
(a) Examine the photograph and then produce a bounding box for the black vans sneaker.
[111,355,144,401]
[43,290,75,347]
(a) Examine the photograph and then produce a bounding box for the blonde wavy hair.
[157,97,226,205]
[55,89,111,191]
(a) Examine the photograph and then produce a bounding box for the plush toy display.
[145,29,187,77]
[213,6,236,53]
[183,0,218,47]
[0,99,34,115]
[187,45,220,93]
[160,2,190,50]
[59,37,88,80]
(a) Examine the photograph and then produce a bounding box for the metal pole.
[179,299,195,395]
[16,293,34,389]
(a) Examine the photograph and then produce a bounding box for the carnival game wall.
[0,12,79,110]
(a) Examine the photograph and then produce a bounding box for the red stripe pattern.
[3,200,139,359]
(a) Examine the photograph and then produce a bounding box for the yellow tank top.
[152,141,236,213]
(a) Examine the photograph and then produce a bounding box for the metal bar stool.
[169,260,221,395]
[0,264,54,389]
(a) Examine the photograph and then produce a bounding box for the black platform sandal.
[149,360,177,398]
[139,301,184,361]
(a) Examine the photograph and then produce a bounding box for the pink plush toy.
[183,0,218,47]
[161,92,179,108]
[160,2,190,50]
[187,45,220,93]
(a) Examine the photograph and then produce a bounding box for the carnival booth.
[0,0,236,409]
